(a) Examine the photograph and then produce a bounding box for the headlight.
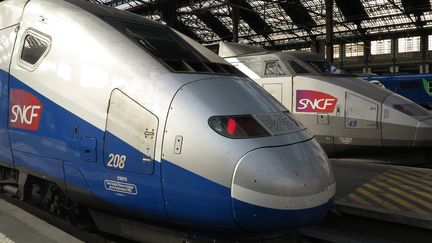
[208,115,270,139]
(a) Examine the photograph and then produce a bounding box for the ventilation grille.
[163,59,244,76]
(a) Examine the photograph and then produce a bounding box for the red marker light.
[208,115,270,139]
[227,118,237,135]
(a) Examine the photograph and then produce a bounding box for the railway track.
[300,212,432,243]
[0,193,131,243]
[2,160,432,243]
[0,192,299,243]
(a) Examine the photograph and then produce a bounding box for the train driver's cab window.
[287,60,310,74]
[19,31,51,71]
[264,61,285,76]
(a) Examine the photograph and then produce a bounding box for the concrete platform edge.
[334,200,432,230]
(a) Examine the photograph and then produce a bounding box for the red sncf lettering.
[9,89,43,131]
[297,98,336,110]
[296,90,338,113]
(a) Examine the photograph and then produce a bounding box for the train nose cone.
[415,119,432,146]
[231,139,335,231]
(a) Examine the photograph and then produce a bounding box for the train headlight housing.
[208,115,270,139]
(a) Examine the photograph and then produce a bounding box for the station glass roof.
[88,0,432,48]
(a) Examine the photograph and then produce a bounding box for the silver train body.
[220,42,432,162]
[0,0,334,239]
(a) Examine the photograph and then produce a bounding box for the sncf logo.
[296,90,337,113]
[9,89,43,131]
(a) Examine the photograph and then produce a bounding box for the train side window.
[18,30,51,71]
[287,60,310,74]
[264,61,285,76]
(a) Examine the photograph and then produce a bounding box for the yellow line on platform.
[382,172,432,192]
[377,176,432,200]
[356,187,383,204]
[414,191,432,201]
[356,187,400,211]
[392,168,427,178]
[389,169,432,186]
[372,180,432,212]
[348,193,371,206]
[364,182,385,192]
[382,192,428,215]
[388,188,432,213]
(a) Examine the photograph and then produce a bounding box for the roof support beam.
[126,0,203,42]
[98,0,133,7]
[228,0,275,46]
[195,10,233,41]
[401,0,431,15]
[231,3,239,42]
[277,0,319,47]
[334,0,368,38]
[278,0,316,33]
[129,1,159,15]
[388,0,422,31]
[325,0,333,62]
[129,0,191,15]
[158,0,202,42]
[335,0,368,23]
[400,0,431,30]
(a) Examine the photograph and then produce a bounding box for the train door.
[98,89,166,214]
[103,89,158,175]
[0,0,29,167]
[291,75,337,156]
[337,92,381,155]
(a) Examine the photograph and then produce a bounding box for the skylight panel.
[249,0,299,32]
[209,4,233,31]
[238,19,258,37]
[269,32,298,41]
[145,14,165,24]
[362,15,412,29]
[361,0,403,18]
[301,0,326,25]
[93,0,432,50]
[108,0,153,10]
[421,12,432,21]
[178,13,218,42]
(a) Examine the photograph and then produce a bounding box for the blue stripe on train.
[233,196,333,231]
[5,71,239,229]
[2,70,332,235]
[161,159,333,233]
[6,72,168,221]
[161,158,237,230]
[0,70,13,163]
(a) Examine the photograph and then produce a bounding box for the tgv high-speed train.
[361,73,432,109]
[0,0,335,241]
[220,42,432,162]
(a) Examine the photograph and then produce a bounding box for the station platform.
[0,198,82,243]
[332,159,432,229]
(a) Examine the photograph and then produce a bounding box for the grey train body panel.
[220,42,432,161]
[0,0,335,239]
